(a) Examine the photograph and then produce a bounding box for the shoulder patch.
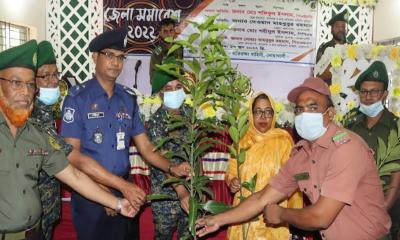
[48,135,61,150]
[332,130,351,146]
[68,84,86,97]
[123,86,137,96]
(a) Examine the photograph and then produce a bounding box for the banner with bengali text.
[104,0,317,64]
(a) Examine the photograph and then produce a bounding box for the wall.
[373,0,400,42]
[0,0,46,40]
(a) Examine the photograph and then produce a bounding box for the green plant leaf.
[201,200,232,214]
[379,162,400,174]
[200,186,214,199]
[238,149,246,165]
[167,121,186,131]
[167,44,182,56]
[238,112,248,131]
[188,33,200,44]
[198,14,218,31]
[239,123,249,139]
[249,174,258,193]
[229,126,240,144]
[229,145,237,157]
[188,196,198,236]
[194,143,213,161]
[162,177,185,187]
[376,137,387,166]
[146,194,171,201]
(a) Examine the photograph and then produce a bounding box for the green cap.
[328,10,348,26]
[0,40,38,71]
[151,57,178,94]
[355,61,389,90]
[37,41,56,68]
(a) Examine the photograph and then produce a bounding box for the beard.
[0,96,32,128]
[333,31,346,42]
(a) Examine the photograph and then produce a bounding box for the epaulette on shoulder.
[123,86,138,96]
[332,130,352,146]
[68,83,87,97]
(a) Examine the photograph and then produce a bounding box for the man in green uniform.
[316,10,349,63]
[33,41,147,240]
[149,18,183,84]
[0,40,138,239]
[345,60,400,239]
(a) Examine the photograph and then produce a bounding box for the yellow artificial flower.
[371,45,384,59]
[331,54,342,67]
[185,97,193,106]
[200,102,216,118]
[143,96,162,104]
[346,45,358,59]
[334,113,343,123]
[351,0,357,4]
[390,47,399,61]
[330,83,342,95]
[346,100,357,110]
[215,100,223,107]
[274,102,284,114]
[393,87,400,97]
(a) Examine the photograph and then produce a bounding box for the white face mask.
[359,101,384,117]
[295,112,327,141]
[163,88,186,109]
[38,87,61,106]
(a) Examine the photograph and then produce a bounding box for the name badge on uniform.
[88,112,104,119]
[116,131,125,150]
[294,172,310,181]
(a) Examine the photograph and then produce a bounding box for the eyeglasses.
[253,108,274,118]
[359,89,384,98]
[36,72,61,82]
[99,51,126,62]
[0,77,36,91]
[294,104,322,115]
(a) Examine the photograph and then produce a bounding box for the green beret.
[0,40,37,71]
[37,41,56,68]
[355,61,389,90]
[151,57,179,94]
[328,10,348,26]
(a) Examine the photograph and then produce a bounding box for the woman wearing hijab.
[225,92,303,240]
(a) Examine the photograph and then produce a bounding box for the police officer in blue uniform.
[61,28,190,240]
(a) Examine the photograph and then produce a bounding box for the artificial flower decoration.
[331,54,342,67]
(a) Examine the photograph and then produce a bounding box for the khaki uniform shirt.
[270,123,391,239]
[0,112,69,232]
[149,41,183,83]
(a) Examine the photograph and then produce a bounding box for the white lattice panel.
[317,3,373,48]
[46,0,103,83]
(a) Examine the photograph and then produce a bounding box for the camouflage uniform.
[149,41,183,83]
[30,98,73,240]
[148,105,189,240]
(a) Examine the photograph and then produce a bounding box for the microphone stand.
[133,67,138,89]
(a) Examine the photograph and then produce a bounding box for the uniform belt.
[0,221,40,240]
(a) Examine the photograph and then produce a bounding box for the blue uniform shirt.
[60,78,145,177]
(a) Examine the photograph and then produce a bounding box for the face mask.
[163,88,186,109]
[359,101,384,117]
[38,87,61,106]
[295,112,327,141]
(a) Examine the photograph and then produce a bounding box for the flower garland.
[315,44,400,122]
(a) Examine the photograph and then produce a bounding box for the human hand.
[120,182,146,209]
[170,162,191,177]
[104,207,118,217]
[119,198,140,218]
[228,177,241,193]
[263,204,283,225]
[195,215,221,237]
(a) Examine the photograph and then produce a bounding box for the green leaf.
[241,181,251,192]
[249,174,258,193]
[199,15,218,31]
[201,200,232,214]
[229,126,240,144]
[200,186,214,199]
[228,115,235,126]
[379,162,400,174]
[167,44,182,56]
[376,137,387,165]
[188,33,200,44]
[238,149,246,165]
[188,196,198,236]
[167,121,186,130]
[194,143,213,160]
[229,145,237,157]
[146,194,171,201]
[387,129,397,151]
[162,177,185,187]
[238,113,248,131]
[239,123,249,139]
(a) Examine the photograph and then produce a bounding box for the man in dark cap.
[316,10,349,63]
[34,41,150,240]
[149,18,183,84]
[148,66,190,239]
[345,61,400,239]
[60,28,190,239]
[196,77,391,239]
[0,40,139,240]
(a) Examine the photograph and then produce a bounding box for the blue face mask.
[359,101,384,117]
[38,87,61,106]
[163,88,186,109]
[295,112,327,141]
